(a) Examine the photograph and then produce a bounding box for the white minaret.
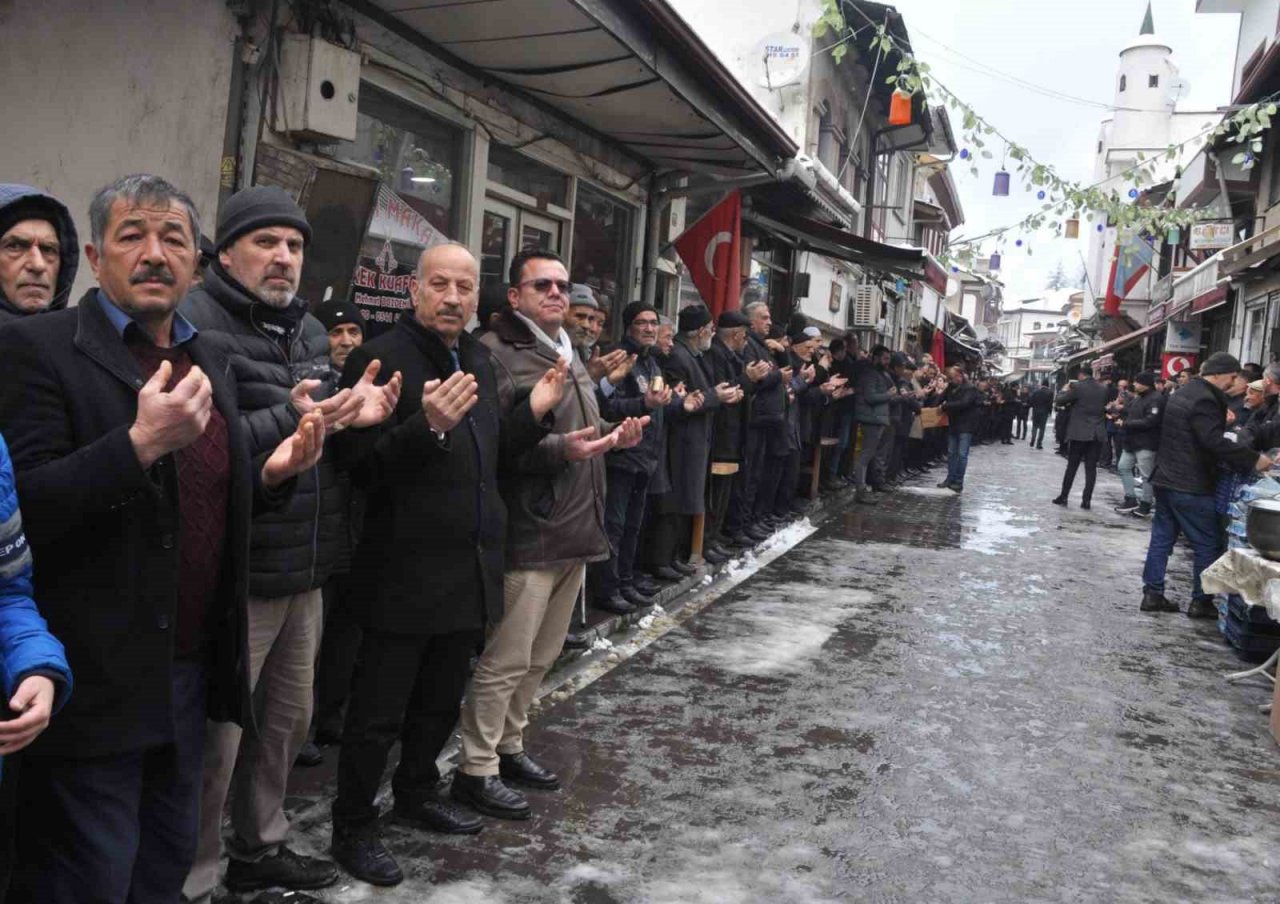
[1083,2,1184,318]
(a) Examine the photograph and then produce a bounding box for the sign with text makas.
[349,184,449,335]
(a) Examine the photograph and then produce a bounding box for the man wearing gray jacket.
[852,345,895,505]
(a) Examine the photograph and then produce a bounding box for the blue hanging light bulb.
[1015,239,1023,247]
[1036,190,1046,200]
[1128,188,1139,199]
[959,149,970,160]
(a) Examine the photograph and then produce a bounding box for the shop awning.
[359,0,798,175]
[742,206,928,281]
[1063,321,1161,364]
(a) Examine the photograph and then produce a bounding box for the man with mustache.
[180,186,401,902]
[0,185,79,326]
[0,173,326,904]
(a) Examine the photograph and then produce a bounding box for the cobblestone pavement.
[280,440,1280,903]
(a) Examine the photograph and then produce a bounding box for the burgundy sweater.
[127,339,230,660]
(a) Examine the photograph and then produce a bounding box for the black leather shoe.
[745,525,772,542]
[632,576,662,595]
[499,751,561,790]
[705,540,732,558]
[225,846,339,893]
[1140,590,1179,613]
[593,595,634,615]
[669,560,698,576]
[294,740,324,768]
[651,566,684,582]
[1051,496,1067,506]
[727,533,755,548]
[702,546,728,565]
[1080,501,1091,510]
[1187,598,1218,619]
[937,480,953,489]
[620,585,653,608]
[451,772,531,820]
[393,798,483,835]
[331,826,403,887]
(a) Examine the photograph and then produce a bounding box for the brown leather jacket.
[481,309,609,571]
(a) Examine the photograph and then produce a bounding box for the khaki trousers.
[183,588,323,902]
[459,563,584,775]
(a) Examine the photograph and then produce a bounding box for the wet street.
[297,441,1280,903]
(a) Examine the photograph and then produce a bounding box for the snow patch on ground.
[697,586,874,676]
[964,503,1037,555]
[901,486,958,498]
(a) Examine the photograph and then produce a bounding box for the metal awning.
[742,205,928,281]
[1064,321,1161,363]
[360,0,799,174]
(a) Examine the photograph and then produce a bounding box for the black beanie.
[1134,371,1156,388]
[314,300,364,333]
[622,301,657,330]
[677,304,711,332]
[717,310,750,328]
[216,186,312,250]
[0,197,60,243]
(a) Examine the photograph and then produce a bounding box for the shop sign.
[1162,352,1197,380]
[349,185,448,330]
[1164,319,1199,353]
[754,32,810,89]
[1189,222,1233,250]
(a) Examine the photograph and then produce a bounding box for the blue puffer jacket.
[0,431,72,773]
[0,184,80,326]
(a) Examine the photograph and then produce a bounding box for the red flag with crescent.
[673,190,742,317]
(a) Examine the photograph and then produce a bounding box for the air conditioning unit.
[273,35,361,142]
[848,284,882,328]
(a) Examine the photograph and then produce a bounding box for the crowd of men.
[0,175,1011,903]
[1047,353,1280,622]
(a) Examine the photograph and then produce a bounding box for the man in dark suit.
[0,174,324,904]
[328,244,563,886]
[1028,382,1054,449]
[1052,364,1110,509]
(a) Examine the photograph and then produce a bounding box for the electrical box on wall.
[273,35,361,143]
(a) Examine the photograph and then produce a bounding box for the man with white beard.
[179,186,401,902]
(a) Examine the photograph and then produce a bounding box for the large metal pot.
[1247,498,1280,561]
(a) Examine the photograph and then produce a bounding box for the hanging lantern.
[398,167,415,193]
[888,89,913,126]
[1064,218,1080,239]
[989,252,1002,271]
[1166,226,1182,245]
[992,170,1011,196]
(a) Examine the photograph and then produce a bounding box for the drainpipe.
[219,6,254,217]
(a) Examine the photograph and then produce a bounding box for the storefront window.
[327,84,464,334]
[488,144,568,208]
[571,184,633,332]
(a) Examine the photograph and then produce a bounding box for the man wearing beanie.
[1113,372,1163,517]
[590,301,683,613]
[1051,364,1109,509]
[1141,352,1273,616]
[181,185,401,900]
[705,310,755,550]
[0,184,79,326]
[646,304,738,576]
[315,299,365,372]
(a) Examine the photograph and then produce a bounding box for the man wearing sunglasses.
[454,250,648,821]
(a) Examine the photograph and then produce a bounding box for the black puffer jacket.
[598,335,675,477]
[1153,377,1259,495]
[941,382,984,435]
[1121,390,1164,453]
[180,263,341,597]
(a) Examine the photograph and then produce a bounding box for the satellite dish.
[753,32,811,89]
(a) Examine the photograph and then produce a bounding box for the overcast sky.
[883,0,1240,304]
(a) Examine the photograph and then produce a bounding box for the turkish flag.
[673,190,741,317]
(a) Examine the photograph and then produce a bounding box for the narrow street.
[294,442,1280,903]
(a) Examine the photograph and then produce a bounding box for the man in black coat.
[704,310,752,549]
[1028,382,1054,449]
[738,301,787,538]
[1113,372,1164,517]
[326,243,561,885]
[0,174,323,904]
[1052,365,1110,509]
[590,302,682,613]
[181,186,401,900]
[1141,353,1272,616]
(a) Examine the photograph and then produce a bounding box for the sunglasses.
[516,278,573,295]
